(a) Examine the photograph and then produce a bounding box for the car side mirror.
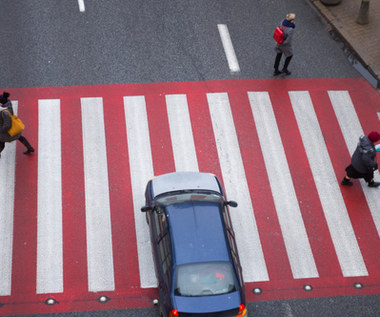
[225,200,238,208]
[141,206,152,212]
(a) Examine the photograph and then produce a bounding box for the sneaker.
[273,70,282,76]
[368,181,380,188]
[341,177,353,186]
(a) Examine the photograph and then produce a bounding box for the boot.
[341,177,353,186]
[368,181,380,188]
[23,147,35,155]
[19,136,35,155]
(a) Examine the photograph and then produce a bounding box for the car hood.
[173,291,242,314]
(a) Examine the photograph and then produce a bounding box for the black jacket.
[351,136,378,173]
[0,100,22,142]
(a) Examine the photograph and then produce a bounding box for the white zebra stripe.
[289,91,368,277]
[328,90,380,238]
[36,99,63,294]
[81,97,115,291]
[207,92,269,282]
[248,91,318,279]
[0,101,17,296]
[124,96,157,288]
[166,94,199,172]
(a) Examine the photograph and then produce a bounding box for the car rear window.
[174,262,238,297]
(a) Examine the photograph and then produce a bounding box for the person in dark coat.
[0,92,35,158]
[341,131,380,188]
[273,13,296,76]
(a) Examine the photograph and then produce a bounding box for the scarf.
[282,19,295,28]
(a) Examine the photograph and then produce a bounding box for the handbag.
[2,110,25,136]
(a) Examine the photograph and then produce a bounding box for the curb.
[308,0,380,89]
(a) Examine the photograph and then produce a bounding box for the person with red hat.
[342,131,380,187]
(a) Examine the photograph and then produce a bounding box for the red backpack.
[273,26,287,44]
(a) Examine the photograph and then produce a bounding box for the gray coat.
[0,100,22,142]
[351,136,378,173]
[275,23,294,57]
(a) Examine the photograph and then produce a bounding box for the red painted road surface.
[0,78,379,316]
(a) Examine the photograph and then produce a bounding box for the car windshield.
[155,190,222,207]
[174,262,238,297]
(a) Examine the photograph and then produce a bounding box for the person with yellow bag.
[0,92,34,158]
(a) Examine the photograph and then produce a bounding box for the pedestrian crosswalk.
[0,78,379,315]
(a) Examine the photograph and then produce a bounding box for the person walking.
[0,92,35,158]
[341,131,380,188]
[273,13,296,76]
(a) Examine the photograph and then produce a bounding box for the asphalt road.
[1,0,359,89]
[1,0,379,317]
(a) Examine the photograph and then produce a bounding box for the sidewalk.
[309,0,380,89]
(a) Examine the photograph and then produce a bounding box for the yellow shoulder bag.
[2,110,25,136]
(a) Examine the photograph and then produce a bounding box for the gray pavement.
[309,0,380,88]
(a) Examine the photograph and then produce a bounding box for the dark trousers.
[274,53,293,71]
[0,135,33,154]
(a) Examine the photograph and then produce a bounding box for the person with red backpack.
[0,92,34,159]
[273,13,296,76]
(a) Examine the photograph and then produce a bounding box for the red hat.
[368,131,380,143]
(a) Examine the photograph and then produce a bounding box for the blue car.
[141,172,247,317]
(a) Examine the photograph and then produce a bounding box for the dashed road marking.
[78,0,85,12]
[217,24,240,74]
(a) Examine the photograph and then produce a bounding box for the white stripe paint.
[81,97,115,292]
[207,92,268,282]
[329,91,380,237]
[248,92,318,279]
[124,96,156,288]
[36,99,63,294]
[166,94,199,172]
[0,101,17,296]
[78,0,85,12]
[217,24,240,73]
[290,91,368,277]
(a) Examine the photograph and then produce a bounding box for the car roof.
[166,200,230,265]
[151,172,221,199]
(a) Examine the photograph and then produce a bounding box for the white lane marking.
[207,92,268,282]
[0,102,17,296]
[78,0,85,12]
[248,92,318,279]
[124,96,156,288]
[329,91,380,238]
[217,24,240,73]
[36,99,63,294]
[290,91,368,277]
[81,97,115,292]
[166,94,199,172]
